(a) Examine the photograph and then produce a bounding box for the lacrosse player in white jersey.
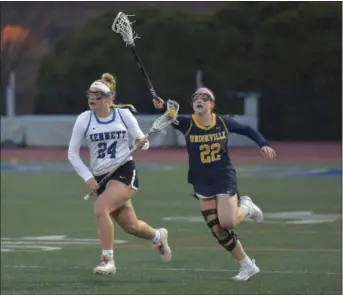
[68,73,171,275]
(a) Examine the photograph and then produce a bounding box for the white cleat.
[93,255,116,275]
[232,259,260,281]
[153,228,172,262]
[241,195,263,223]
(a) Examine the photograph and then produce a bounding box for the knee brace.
[217,230,238,251]
[201,209,238,252]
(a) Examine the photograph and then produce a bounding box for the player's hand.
[261,146,276,159]
[153,97,164,110]
[135,137,148,149]
[86,178,99,193]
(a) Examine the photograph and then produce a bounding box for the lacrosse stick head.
[150,100,180,134]
[112,12,140,46]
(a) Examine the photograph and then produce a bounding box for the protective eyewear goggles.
[191,93,214,102]
[87,90,112,100]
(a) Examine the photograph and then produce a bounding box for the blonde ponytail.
[111,103,138,114]
[99,73,137,114]
[99,73,116,93]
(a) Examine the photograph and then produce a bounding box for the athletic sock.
[102,249,114,258]
[240,199,251,217]
[239,255,253,267]
[151,229,161,244]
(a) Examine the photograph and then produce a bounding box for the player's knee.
[218,230,238,252]
[93,199,111,219]
[93,205,108,219]
[219,216,236,230]
[201,209,220,230]
[201,209,238,252]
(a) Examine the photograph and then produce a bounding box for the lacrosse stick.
[112,12,158,99]
[84,99,180,200]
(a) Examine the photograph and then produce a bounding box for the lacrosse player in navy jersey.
[153,87,276,281]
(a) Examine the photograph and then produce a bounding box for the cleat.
[232,259,260,281]
[93,255,116,275]
[241,196,263,223]
[153,228,172,262]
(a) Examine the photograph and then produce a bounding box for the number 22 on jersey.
[97,141,117,159]
[199,143,221,163]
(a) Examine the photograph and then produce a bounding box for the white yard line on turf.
[2,265,342,276]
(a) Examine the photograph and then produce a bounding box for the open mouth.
[196,104,203,109]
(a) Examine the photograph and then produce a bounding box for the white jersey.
[68,108,149,182]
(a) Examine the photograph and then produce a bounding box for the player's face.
[192,94,213,115]
[87,87,112,111]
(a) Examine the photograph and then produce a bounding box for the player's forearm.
[67,150,94,182]
[131,127,149,150]
[122,109,149,150]
[67,122,93,182]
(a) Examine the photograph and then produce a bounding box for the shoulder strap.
[116,108,129,130]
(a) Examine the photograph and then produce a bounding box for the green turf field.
[1,162,342,294]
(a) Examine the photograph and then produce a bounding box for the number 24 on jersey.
[97,142,117,159]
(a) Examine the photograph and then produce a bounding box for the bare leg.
[115,199,172,262]
[200,197,248,256]
[92,180,133,275]
[114,199,156,240]
[217,194,247,229]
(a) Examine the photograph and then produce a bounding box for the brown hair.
[98,73,138,114]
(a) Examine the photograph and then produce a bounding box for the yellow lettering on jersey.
[189,131,226,143]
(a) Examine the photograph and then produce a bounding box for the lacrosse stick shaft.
[129,46,158,99]
[112,12,158,99]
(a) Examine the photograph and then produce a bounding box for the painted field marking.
[182,246,341,253]
[163,211,342,225]
[1,236,127,252]
[1,234,341,254]
[117,243,341,253]
[1,246,61,252]
[22,235,67,240]
[2,265,341,276]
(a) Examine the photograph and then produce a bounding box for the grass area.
[1,162,342,294]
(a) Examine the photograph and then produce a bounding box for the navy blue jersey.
[172,113,269,186]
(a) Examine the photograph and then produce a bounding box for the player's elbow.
[67,151,73,163]
[241,125,253,134]
[240,125,258,138]
[67,149,77,163]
